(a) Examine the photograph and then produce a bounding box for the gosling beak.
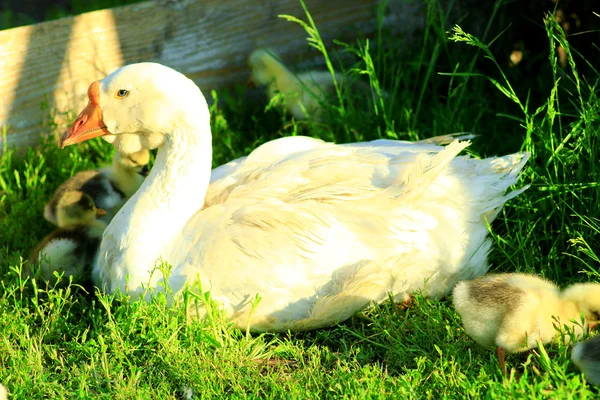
[60,81,109,148]
[95,208,107,217]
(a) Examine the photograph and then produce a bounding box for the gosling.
[29,191,107,287]
[453,273,600,375]
[44,149,149,226]
[248,48,344,121]
[572,335,600,385]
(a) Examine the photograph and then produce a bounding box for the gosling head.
[55,191,107,227]
[248,49,283,86]
[562,283,600,327]
[113,149,151,176]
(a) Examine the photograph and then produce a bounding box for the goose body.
[453,273,600,373]
[44,149,149,226]
[29,192,107,286]
[208,136,325,182]
[59,62,530,332]
[572,335,600,385]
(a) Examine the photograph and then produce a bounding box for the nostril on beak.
[75,116,87,130]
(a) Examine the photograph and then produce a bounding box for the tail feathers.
[390,143,530,220]
[481,184,530,223]
[419,132,478,145]
[391,140,471,201]
[404,139,471,185]
[476,151,530,222]
[489,152,531,178]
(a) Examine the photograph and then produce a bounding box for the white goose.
[59,62,530,332]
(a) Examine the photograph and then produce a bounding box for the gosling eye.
[115,89,129,98]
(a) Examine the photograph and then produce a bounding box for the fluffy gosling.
[44,149,149,226]
[453,273,600,375]
[29,191,107,287]
[248,48,344,121]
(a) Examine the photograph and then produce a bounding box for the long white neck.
[100,112,212,294]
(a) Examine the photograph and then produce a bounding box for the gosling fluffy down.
[44,149,149,226]
[29,191,107,286]
[453,273,600,353]
[248,48,348,121]
[572,335,600,385]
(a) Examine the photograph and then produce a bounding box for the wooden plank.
[0,0,424,152]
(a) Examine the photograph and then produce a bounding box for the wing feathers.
[180,138,529,328]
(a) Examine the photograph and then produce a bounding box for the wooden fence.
[0,0,427,152]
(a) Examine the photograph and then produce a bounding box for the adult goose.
[59,62,530,332]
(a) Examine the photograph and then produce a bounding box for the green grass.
[2,0,600,397]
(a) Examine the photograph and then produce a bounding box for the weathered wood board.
[0,0,425,152]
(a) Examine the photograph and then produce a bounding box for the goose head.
[55,191,106,227]
[60,62,207,154]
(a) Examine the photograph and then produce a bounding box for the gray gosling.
[44,149,149,226]
[572,335,600,385]
[29,191,107,287]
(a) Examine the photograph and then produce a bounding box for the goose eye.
[115,89,129,98]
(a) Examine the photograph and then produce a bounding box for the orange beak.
[59,81,109,148]
[95,208,107,217]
